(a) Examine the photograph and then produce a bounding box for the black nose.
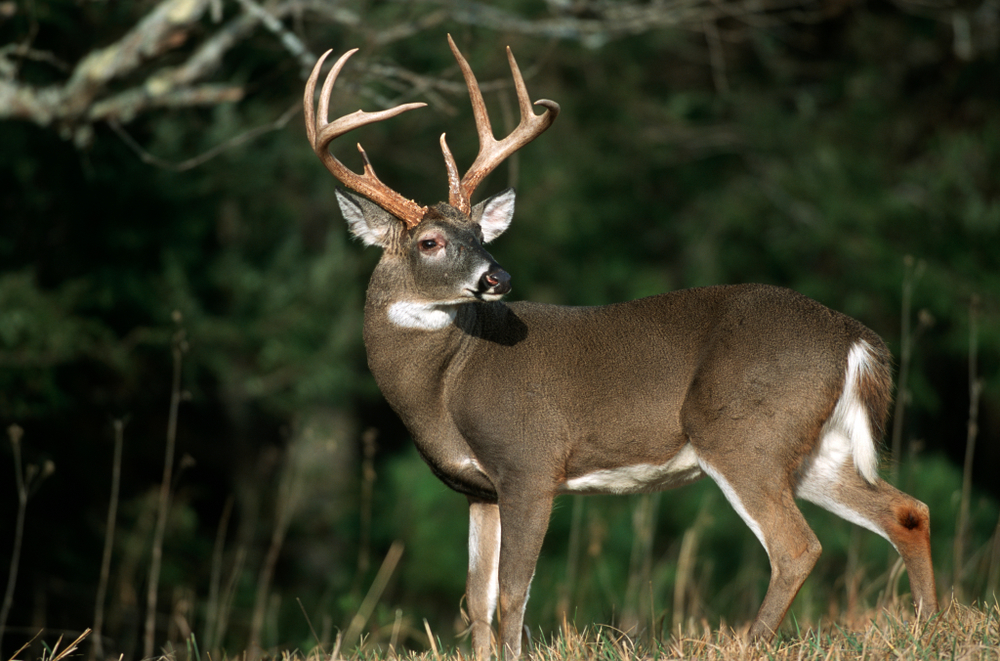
[480,267,511,295]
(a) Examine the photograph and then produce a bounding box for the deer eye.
[419,238,441,252]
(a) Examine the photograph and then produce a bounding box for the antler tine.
[305,48,430,228]
[444,34,560,215]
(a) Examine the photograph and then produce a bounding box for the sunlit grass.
[358,598,996,661]
[98,598,994,661]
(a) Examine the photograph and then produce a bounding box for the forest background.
[1,0,999,659]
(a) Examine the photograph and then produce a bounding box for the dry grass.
[6,601,998,661]
[329,598,998,661]
[401,599,998,661]
[99,597,993,661]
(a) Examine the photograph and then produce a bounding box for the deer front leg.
[496,488,554,659]
[467,499,501,660]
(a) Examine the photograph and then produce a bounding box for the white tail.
[304,37,939,659]
[837,341,884,484]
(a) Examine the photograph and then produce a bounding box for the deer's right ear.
[336,189,397,247]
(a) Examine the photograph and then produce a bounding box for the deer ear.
[336,189,396,247]
[471,188,515,244]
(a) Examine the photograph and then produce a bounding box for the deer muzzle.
[479,266,511,297]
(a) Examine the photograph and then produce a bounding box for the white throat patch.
[388,301,458,330]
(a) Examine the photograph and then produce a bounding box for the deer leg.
[697,457,822,641]
[467,499,501,660]
[495,488,553,659]
[875,485,937,616]
[797,467,938,617]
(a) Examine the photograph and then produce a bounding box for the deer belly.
[560,443,704,495]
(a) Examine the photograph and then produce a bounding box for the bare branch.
[447,0,832,45]
[60,0,213,117]
[109,101,300,172]
[0,0,216,135]
[0,0,850,160]
[235,0,315,69]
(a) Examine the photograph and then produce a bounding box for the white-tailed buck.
[304,36,938,658]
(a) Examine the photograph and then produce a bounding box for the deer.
[303,35,938,659]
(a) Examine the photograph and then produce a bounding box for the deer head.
[305,36,557,303]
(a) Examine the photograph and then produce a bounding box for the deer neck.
[362,276,468,414]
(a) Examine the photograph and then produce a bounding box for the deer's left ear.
[471,188,515,243]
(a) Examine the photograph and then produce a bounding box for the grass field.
[6,597,997,660]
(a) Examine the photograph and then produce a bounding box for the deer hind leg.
[696,454,823,641]
[467,499,501,659]
[796,461,938,617]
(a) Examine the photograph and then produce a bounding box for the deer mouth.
[472,282,511,301]
[479,290,509,302]
[466,287,507,302]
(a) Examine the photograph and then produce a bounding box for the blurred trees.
[1,0,999,657]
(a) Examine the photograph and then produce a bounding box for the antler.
[304,48,430,228]
[442,34,560,215]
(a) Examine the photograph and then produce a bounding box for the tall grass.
[143,313,188,659]
[90,419,125,661]
[0,425,27,659]
[2,425,54,659]
[954,296,982,597]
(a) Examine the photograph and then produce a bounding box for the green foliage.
[0,272,121,417]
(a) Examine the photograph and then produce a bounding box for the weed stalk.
[953,295,982,596]
[203,495,234,653]
[556,495,585,622]
[342,541,405,651]
[0,424,27,658]
[356,428,378,582]
[143,312,188,658]
[91,419,125,660]
[1,425,53,658]
[889,256,926,484]
[248,435,306,657]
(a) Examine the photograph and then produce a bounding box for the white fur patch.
[838,341,880,483]
[797,466,893,546]
[796,341,880,487]
[562,443,704,494]
[461,456,485,472]
[698,458,770,559]
[387,301,457,330]
[794,340,892,546]
[469,507,500,623]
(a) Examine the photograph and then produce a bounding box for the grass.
[40,598,991,661]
